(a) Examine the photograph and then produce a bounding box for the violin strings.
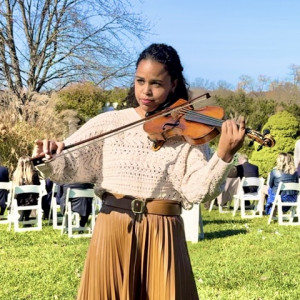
[179,108,224,127]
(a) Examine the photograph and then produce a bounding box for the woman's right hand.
[217,116,245,163]
[32,139,65,160]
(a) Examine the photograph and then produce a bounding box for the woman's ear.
[171,79,178,93]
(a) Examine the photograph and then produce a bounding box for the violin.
[143,98,276,151]
[31,93,275,166]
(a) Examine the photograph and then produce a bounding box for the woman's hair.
[276,152,296,174]
[13,156,35,186]
[136,43,189,101]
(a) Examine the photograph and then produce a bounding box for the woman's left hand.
[217,116,245,162]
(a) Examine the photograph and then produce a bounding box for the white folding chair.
[181,204,204,242]
[39,179,47,196]
[0,181,13,224]
[8,185,43,232]
[94,195,102,218]
[208,199,217,211]
[61,187,96,238]
[232,177,265,218]
[208,198,233,213]
[209,177,240,213]
[268,182,300,225]
[48,184,63,229]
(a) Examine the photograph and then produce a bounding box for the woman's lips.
[140,99,153,105]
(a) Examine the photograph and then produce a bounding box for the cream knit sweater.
[39,108,233,209]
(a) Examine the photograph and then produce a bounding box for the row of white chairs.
[0,181,101,236]
[0,180,200,242]
[209,176,300,225]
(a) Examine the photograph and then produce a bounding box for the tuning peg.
[263,129,270,135]
[248,140,254,147]
[257,145,263,151]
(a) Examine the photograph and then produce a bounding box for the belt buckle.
[131,199,145,214]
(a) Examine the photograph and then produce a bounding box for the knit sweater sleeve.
[36,112,108,184]
[167,143,234,206]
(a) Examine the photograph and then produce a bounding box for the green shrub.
[56,82,106,122]
[104,87,130,110]
[250,111,299,178]
[56,83,130,121]
[214,92,276,130]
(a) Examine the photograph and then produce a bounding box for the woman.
[13,156,40,221]
[265,152,299,215]
[32,43,245,299]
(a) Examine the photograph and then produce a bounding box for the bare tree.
[289,64,300,86]
[0,0,149,119]
[191,77,215,90]
[215,80,233,91]
[237,74,254,92]
[257,74,271,93]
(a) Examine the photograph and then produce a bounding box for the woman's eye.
[136,79,144,84]
[152,82,161,87]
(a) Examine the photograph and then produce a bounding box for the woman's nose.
[143,83,152,95]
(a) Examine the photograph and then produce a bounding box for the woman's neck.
[135,106,146,118]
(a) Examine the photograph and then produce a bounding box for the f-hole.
[162,120,180,130]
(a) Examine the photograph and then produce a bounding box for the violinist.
[32,43,245,300]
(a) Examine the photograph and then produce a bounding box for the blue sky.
[131,0,300,88]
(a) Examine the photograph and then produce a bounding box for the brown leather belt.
[102,193,181,216]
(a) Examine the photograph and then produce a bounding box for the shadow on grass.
[200,218,248,239]
[203,219,247,225]
[203,229,247,240]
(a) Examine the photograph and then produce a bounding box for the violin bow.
[31,92,211,166]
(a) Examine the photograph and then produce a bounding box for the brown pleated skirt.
[77,203,199,300]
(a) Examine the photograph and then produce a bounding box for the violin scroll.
[245,128,275,151]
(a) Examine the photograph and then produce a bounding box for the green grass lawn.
[1,207,300,300]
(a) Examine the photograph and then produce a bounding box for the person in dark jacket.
[42,178,53,220]
[58,183,94,227]
[265,152,299,215]
[236,154,259,193]
[0,157,9,215]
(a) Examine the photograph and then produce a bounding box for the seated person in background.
[58,183,94,227]
[41,178,53,220]
[235,154,259,193]
[265,152,299,215]
[207,153,259,209]
[221,154,260,207]
[0,157,9,215]
[12,156,40,221]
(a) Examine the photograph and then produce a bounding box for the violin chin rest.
[151,140,165,151]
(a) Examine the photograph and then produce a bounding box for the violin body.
[143,99,225,148]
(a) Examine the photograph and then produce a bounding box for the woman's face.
[134,59,177,115]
